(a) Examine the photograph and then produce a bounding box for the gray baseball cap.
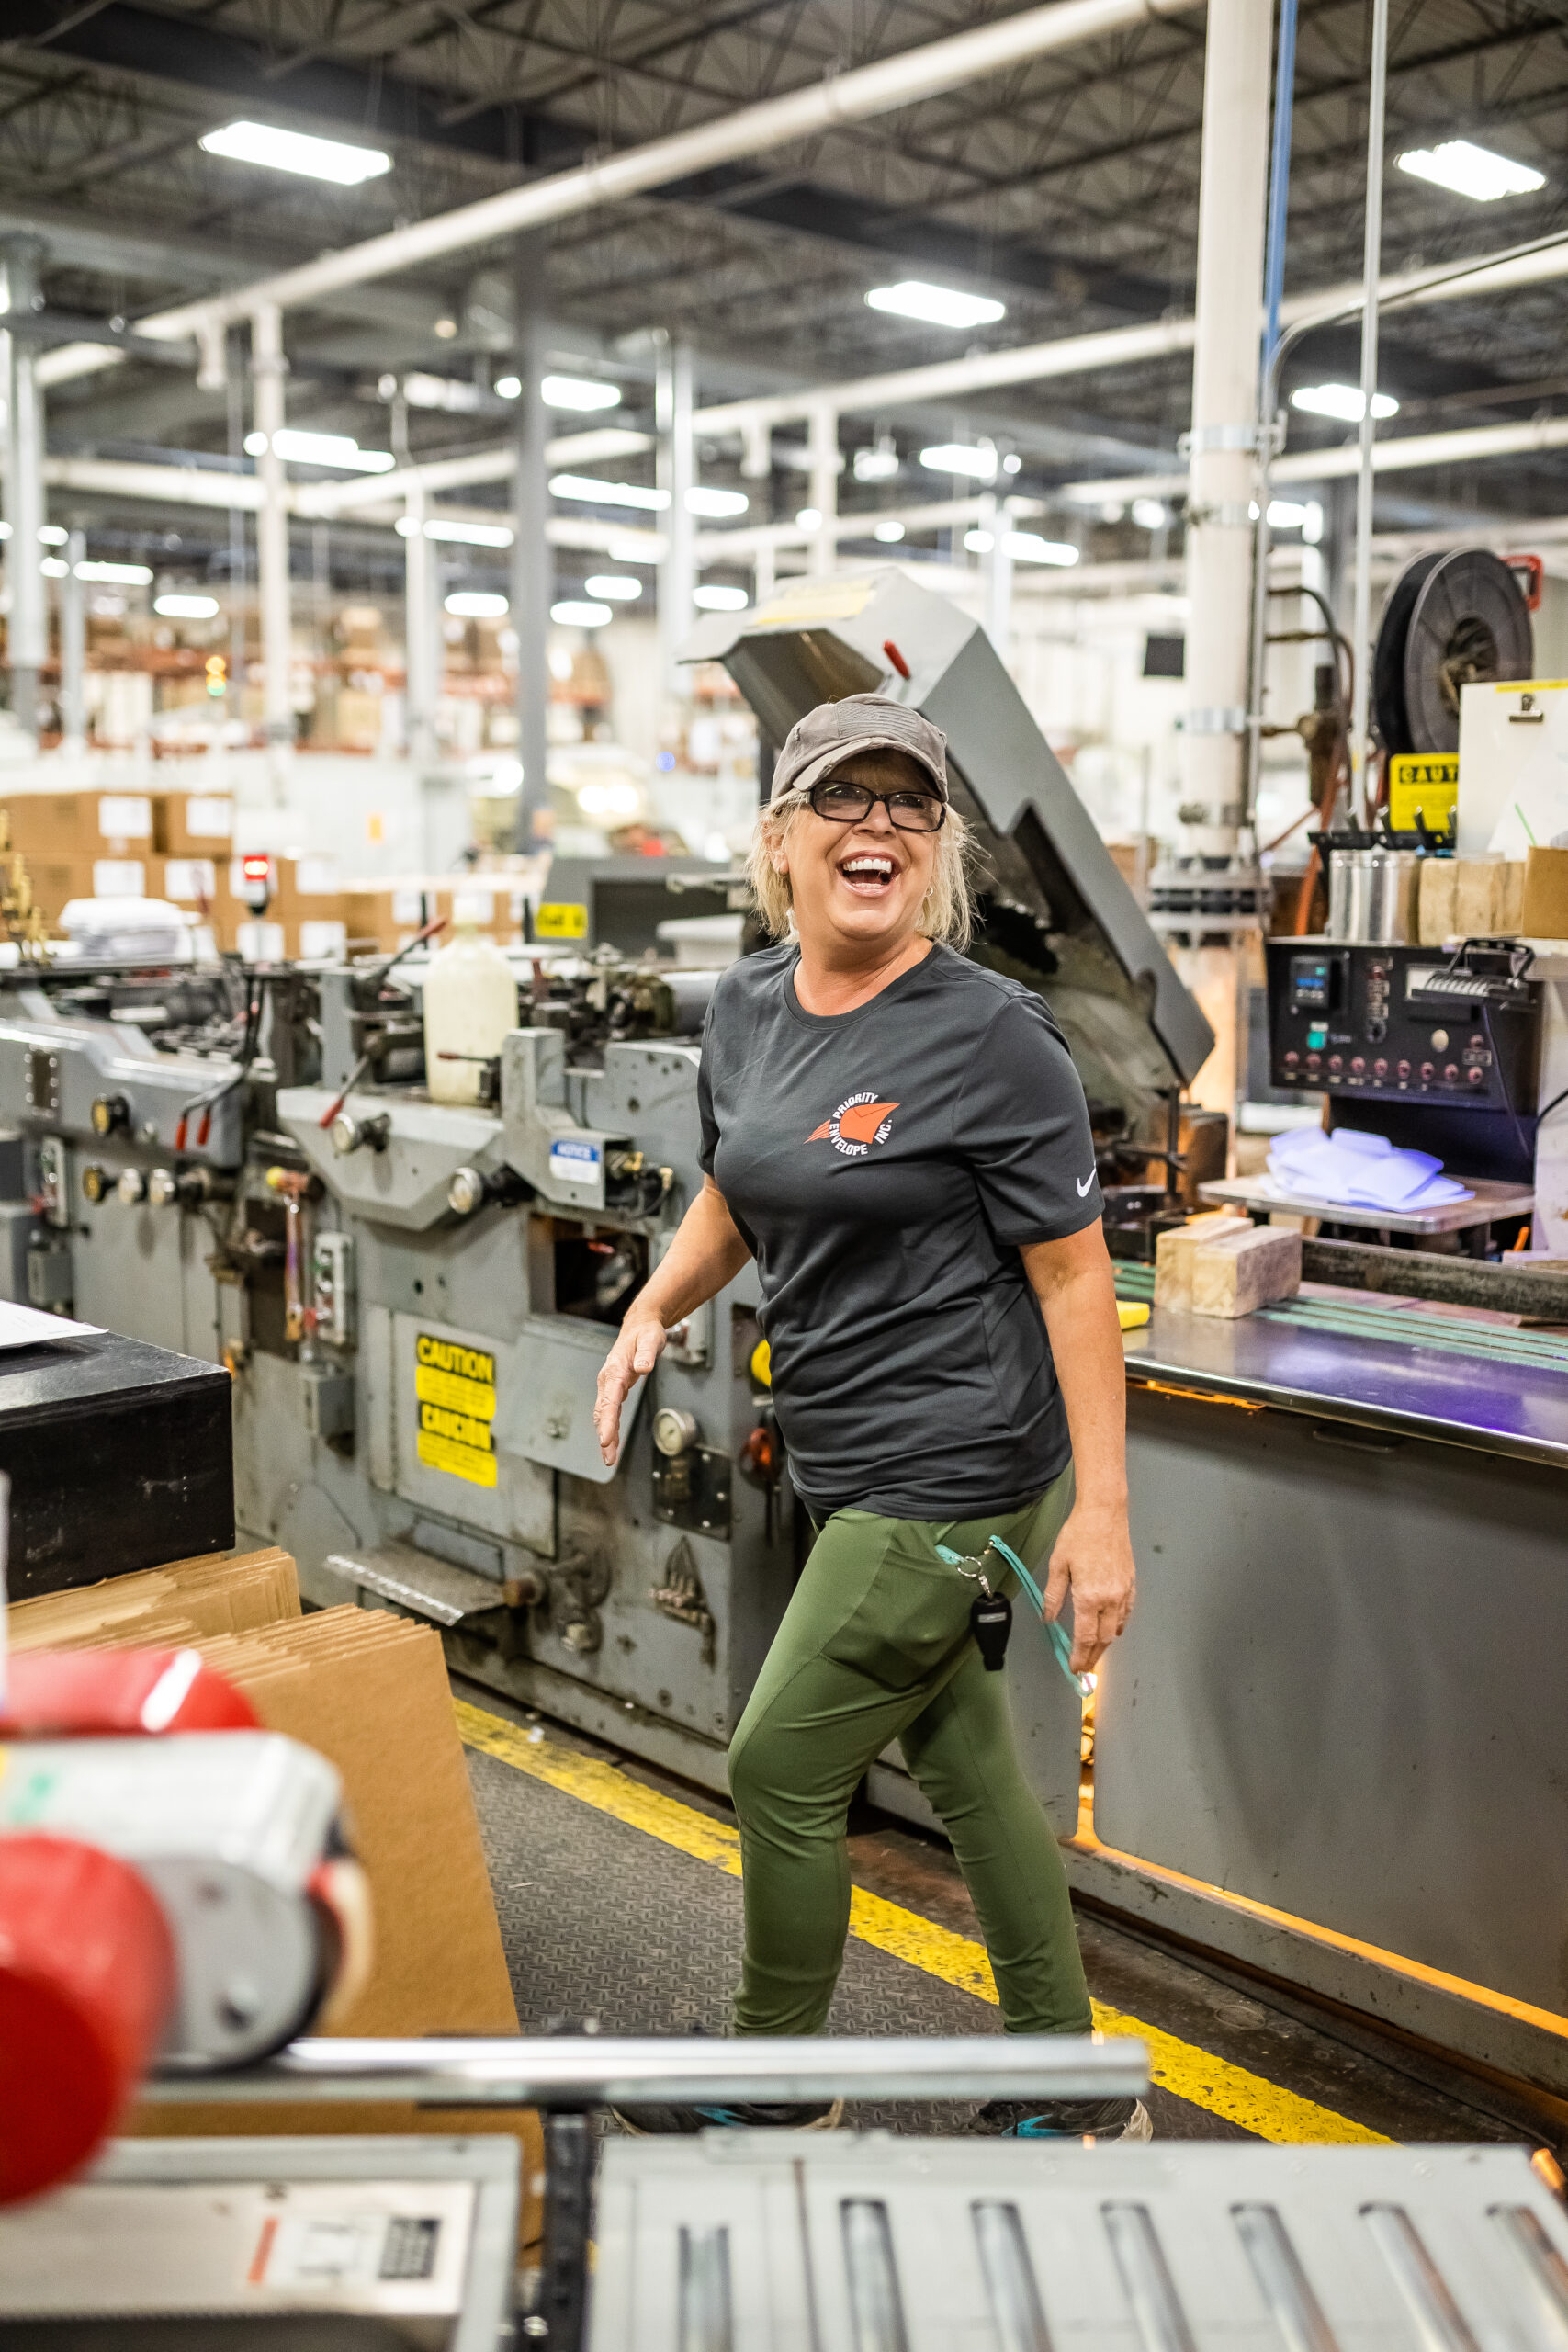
[770,694,949,806]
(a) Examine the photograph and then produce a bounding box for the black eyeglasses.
[807,778,946,833]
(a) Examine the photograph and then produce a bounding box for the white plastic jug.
[423,921,518,1104]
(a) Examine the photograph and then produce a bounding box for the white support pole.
[983,477,1014,655]
[0,237,46,741]
[250,304,292,779]
[1349,0,1390,829]
[807,401,839,579]
[511,259,551,847]
[60,526,85,754]
[658,338,694,695]
[403,478,434,766]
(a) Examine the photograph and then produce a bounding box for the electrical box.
[312,1231,355,1348]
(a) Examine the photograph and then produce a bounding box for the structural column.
[60,526,85,756]
[510,247,551,846]
[0,237,46,741]
[403,480,434,768]
[250,304,293,777]
[807,401,839,580]
[657,335,694,695]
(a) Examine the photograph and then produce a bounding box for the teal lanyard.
[935,1535,1094,1699]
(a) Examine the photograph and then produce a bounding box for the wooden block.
[1153,1212,1251,1311]
[1497,860,1526,935]
[1452,857,1505,939]
[1190,1224,1303,1318]
[1418,857,1457,946]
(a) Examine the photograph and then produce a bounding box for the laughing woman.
[594,693,1143,2142]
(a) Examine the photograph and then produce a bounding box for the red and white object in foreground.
[0,1647,371,2206]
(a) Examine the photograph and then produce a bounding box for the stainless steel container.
[1366,847,1420,943]
[1327,848,1376,940]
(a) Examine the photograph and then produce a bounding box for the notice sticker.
[536,901,588,939]
[414,1331,498,1487]
[548,1137,600,1188]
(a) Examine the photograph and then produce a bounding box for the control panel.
[1264,940,1541,1114]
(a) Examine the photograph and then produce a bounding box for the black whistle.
[970,1589,1012,1672]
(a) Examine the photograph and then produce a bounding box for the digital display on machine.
[1289,954,1332,1012]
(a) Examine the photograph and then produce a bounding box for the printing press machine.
[6,568,1568,2108]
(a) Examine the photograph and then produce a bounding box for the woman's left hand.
[1043,1499,1136,1674]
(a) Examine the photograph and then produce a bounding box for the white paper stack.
[1268,1126,1472,1212]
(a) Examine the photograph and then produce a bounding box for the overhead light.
[1265,499,1311,530]
[688,487,749,518]
[585,575,643,600]
[853,443,899,483]
[401,372,483,413]
[245,427,396,473]
[40,558,69,579]
[495,376,522,399]
[75,560,152,584]
[1131,498,1168,530]
[552,599,613,628]
[795,507,822,531]
[694,584,748,612]
[393,516,513,547]
[445,591,509,618]
[154,593,220,618]
[37,525,68,546]
[964,530,995,554]
[874,519,906,543]
[549,473,670,512]
[1001,453,1022,474]
[1397,140,1545,204]
[541,375,622,413]
[199,119,391,186]
[919,442,997,481]
[1008,533,1078,567]
[866,281,1006,331]
[433,318,458,340]
[1290,383,1399,423]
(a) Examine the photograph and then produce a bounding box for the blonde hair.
[747,784,976,953]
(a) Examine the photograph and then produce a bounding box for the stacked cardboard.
[7,1544,298,1653]
[1419,855,1527,946]
[0,789,239,935]
[344,876,522,954]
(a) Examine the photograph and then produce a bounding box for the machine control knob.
[1350,1056,1365,1074]
[653,1407,699,1459]
[1373,1058,1388,1079]
[330,1110,391,1157]
[1468,1066,1485,1086]
[1397,1059,1411,1080]
[1444,1063,1460,1082]
[81,1164,108,1204]
[90,1094,130,1138]
[1304,1052,1320,1072]
[1420,1060,1435,1081]
[147,1168,181,1208]
[116,1168,147,1204]
[1283,1049,1299,1068]
[448,1165,488,1216]
[1327,1054,1343,1074]
[1431,1028,1450,1052]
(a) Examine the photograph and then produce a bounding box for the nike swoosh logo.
[1077,1173,1094,1196]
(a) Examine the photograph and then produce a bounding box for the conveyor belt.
[1115,1261,1568,1375]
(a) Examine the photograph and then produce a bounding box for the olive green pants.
[726,1469,1093,2039]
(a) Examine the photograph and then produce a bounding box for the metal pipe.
[1070,410,1568,506]
[807,400,840,579]
[402,477,434,766]
[511,260,551,846]
[0,236,46,741]
[250,304,292,775]
[124,0,1205,343]
[658,337,694,693]
[60,525,85,752]
[299,427,653,520]
[1261,0,1299,374]
[1245,0,1301,822]
[139,2031,1147,2109]
[1349,0,1390,828]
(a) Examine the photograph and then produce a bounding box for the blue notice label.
[549,1138,601,1182]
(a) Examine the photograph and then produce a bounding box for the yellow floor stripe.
[457,1697,1387,2146]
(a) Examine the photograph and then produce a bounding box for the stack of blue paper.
[1268,1126,1473,1211]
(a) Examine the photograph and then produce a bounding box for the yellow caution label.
[750,1337,772,1388]
[536,901,588,939]
[1387,752,1458,835]
[415,1330,498,1486]
[751,579,874,628]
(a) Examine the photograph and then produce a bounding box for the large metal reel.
[1404,548,1533,754]
[1370,550,1441,758]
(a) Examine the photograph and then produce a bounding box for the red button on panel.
[1420,1061,1435,1080]
[1469,1066,1485,1086]
[1283,1049,1299,1067]
[1328,1054,1343,1073]
[1397,1059,1411,1079]
[1350,1056,1366,1073]
[1373,1058,1388,1079]
[1305,1053,1320,1071]
[1444,1064,1460,1082]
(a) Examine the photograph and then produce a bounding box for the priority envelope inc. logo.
[807,1091,899,1158]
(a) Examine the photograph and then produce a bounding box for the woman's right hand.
[595,1314,668,1465]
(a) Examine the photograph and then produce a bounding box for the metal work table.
[1199,1172,1535,1241]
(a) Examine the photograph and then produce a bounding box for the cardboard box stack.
[0,788,241,936]
[7,1544,299,1651]
[344,876,522,954]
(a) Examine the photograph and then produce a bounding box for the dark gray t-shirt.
[697,941,1103,1519]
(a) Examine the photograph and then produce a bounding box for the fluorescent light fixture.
[541,374,622,413]
[964,529,994,553]
[1001,453,1021,474]
[1266,499,1311,530]
[1131,498,1168,530]
[245,427,395,473]
[694,584,748,612]
[552,599,613,628]
[75,560,152,584]
[433,317,458,340]
[795,507,822,531]
[402,372,482,413]
[919,442,997,481]
[688,486,749,518]
[853,444,899,482]
[866,281,1006,330]
[549,473,670,512]
[495,376,521,399]
[394,516,513,547]
[1397,139,1544,204]
[40,558,68,579]
[1008,532,1078,567]
[445,591,509,618]
[38,525,68,546]
[199,119,390,185]
[874,519,906,543]
[584,575,643,600]
[154,593,220,618]
[1290,382,1399,423]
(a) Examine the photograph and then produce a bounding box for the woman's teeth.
[840,855,896,891]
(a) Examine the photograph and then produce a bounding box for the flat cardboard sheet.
[0,1302,103,1349]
